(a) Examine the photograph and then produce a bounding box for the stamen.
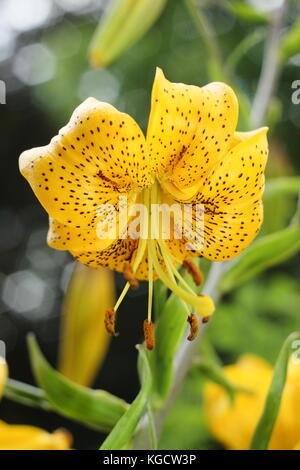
[104,309,119,336]
[187,313,199,341]
[123,262,139,289]
[202,316,210,324]
[144,319,155,350]
[183,259,203,286]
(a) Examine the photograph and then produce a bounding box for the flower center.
[105,180,214,349]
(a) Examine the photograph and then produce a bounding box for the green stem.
[184,0,225,81]
[183,0,251,128]
[250,0,288,127]
[147,403,158,450]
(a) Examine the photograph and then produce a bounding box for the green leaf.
[264,177,300,200]
[154,280,167,317]
[220,224,300,293]
[279,17,300,62]
[250,332,300,450]
[194,357,251,403]
[150,293,188,407]
[226,0,268,24]
[4,379,51,411]
[27,334,128,432]
[100,347,152,450]
[89,0,167,67]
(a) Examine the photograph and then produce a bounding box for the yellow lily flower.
[0,361,72,450]
[204,354,300,450]
[19,68,268,344]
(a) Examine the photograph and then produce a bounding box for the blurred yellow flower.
[204,354,300,450]
[58,263,115,386]
[19,68,268,344]
[0,361,72,450]
[0,361,8,398]
[0,423,72,450]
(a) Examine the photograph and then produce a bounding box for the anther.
[187,313,199,341]
[123,262,139,289]
[202,316,210,324]
[183,260,203,286]
[143,319,155,350]
[104,309,119,336]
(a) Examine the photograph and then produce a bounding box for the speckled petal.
[196,127,268,260]
[47,217,116,251]
[147,68,238,193]
[71,239,138,273]
[19,98,149,232]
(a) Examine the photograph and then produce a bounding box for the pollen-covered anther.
[104,308,119,336]
[123,262,139,289]
[187,313,199,341]
[143,319,155,350]
[202,316,210,324]
[183,260,204,286]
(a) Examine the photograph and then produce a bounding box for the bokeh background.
[0,0,299,449]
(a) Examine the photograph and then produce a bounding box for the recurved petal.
[201,201,263,261]
[194,127,268,261]
[197,127,268,206]
[47,217,114,251]
[47,189,138,252]
[147,68,238,192]
[19,98,149,230]
[71,239,138,274]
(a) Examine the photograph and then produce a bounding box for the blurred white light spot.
[13,43,56,85]
[289,53,300,66]
[0,26,16,62]
[248,0,284,13]
[28,247,67,272]
[2,270,46,313]
[47,21,82,59]
[55,0,92,12]
[60,261,75,292]
[2,0,52,32]
[78,69,120,104]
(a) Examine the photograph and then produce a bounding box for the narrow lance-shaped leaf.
[250,332,300,450]
[27,334,128,432]
[89,0,167,67]
[150,293,188,408]
[100,347,152,450]
[220,224,300,293]
[194,357,252,404]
